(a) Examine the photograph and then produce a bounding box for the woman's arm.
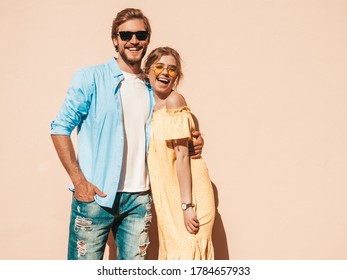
[166,92,199,234]
[173,138,199,234]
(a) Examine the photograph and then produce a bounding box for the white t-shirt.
[118,71,150,192]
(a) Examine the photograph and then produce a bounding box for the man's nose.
[129,34,139,44]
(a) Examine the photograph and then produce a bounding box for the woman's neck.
[154,90,173,110]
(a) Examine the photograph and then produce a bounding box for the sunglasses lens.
[119,31,132,41]
[118,31,149,41]
[153,65,164,76]
[168,66,177,77]
[135,31,149,40]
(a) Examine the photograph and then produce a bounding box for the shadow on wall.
[147,204,159,259]
[106,231,117,260]
[211,182,230,260]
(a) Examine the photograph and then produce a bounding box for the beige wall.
[1,0,346,259]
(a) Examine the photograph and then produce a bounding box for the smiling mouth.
[127,47,142,52]
[157,77,170,84]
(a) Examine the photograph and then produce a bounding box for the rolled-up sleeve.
[50,69,93,136]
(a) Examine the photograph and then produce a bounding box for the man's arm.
[50,69,105,202]
[51,135,106,202]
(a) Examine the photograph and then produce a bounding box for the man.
[50,8,203,260]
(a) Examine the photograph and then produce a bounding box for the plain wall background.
[0,0,346,259]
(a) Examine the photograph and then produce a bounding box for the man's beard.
[119,48,147,65]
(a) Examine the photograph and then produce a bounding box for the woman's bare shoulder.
[166,91,187,109]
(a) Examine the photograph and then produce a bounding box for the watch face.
[182,203,187,210]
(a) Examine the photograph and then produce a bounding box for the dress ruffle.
[159,106,195,141]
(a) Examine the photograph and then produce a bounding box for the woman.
[145,47,215,260]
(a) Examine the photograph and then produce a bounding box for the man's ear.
[112,38,118,51]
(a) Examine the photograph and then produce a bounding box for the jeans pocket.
[73,194,95,204]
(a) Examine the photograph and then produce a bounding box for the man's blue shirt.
[50,58,155,208]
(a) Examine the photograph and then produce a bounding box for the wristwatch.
[181,203,194,211]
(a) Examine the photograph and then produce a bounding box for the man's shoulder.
[74,58,118,81]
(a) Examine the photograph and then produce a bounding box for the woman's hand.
[183,208,199,234]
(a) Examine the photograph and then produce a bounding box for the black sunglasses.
[117,31,149,41]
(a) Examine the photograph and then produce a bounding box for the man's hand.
[51,135,107,202]
[189,131,204,159]
[183,208,199,234]
[74,179,107,202]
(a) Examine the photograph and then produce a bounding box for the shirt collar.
[108,57,123,77]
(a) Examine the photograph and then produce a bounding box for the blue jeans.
[67,191,152,260]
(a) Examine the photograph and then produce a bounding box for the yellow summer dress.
[148,106,215,260]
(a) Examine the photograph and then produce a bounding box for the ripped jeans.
[67,191,152,260]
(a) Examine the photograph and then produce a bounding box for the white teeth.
[129,48,139,51]
[158,77,170,84]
